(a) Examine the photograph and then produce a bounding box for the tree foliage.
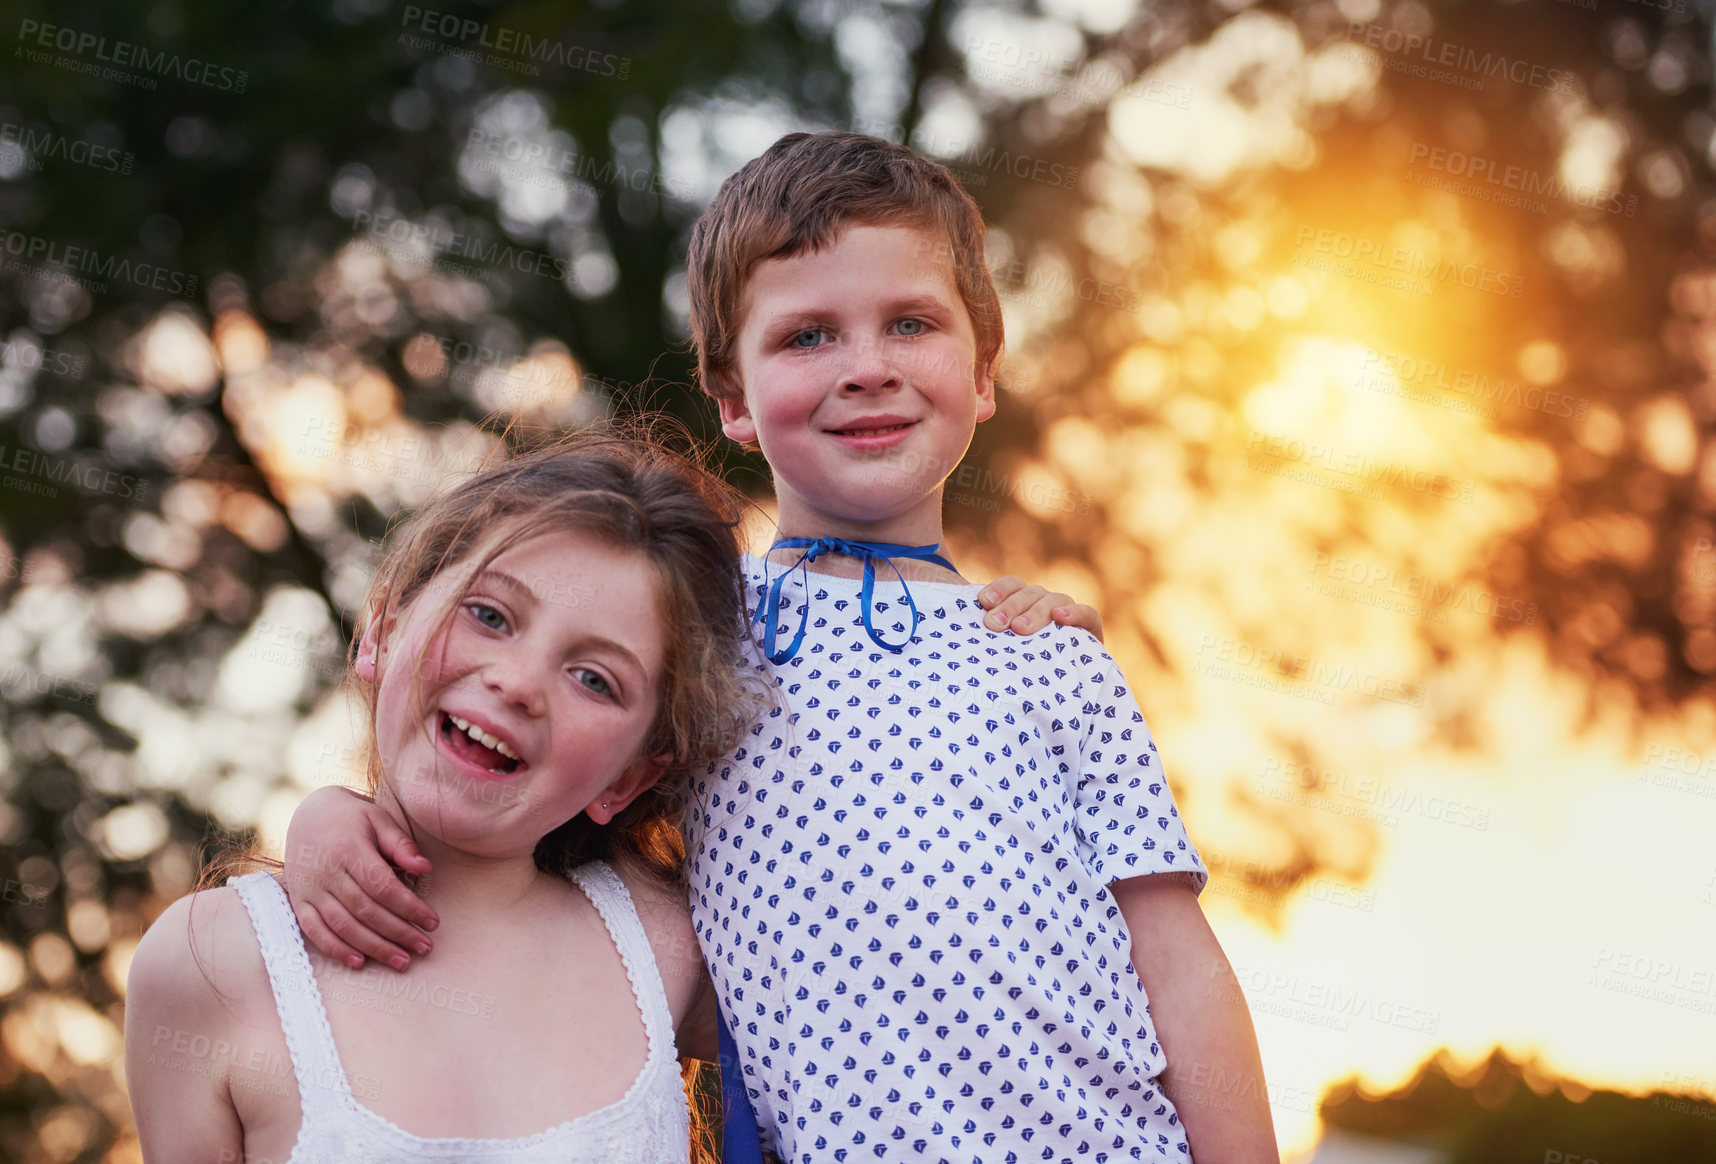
[0,0,1708,1157]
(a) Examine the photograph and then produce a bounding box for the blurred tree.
[1321,1048,1716,1162]
[955,0,1715,907]
[0,0,1710,1158]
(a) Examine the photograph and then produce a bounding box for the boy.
[284,132,1275,1161]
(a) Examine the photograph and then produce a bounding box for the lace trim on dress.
[228,864,684,1154]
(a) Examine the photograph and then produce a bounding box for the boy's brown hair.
[685,130,1003,402]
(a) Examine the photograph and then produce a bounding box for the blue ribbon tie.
[753,536,957,665]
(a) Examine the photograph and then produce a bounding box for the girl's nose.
[482,653,547,718]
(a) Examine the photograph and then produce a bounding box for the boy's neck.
[770,489,964,581]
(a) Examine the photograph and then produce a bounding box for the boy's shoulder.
[880,613,1118,712]
[923,605,1112,668]
[738,553,1119,683]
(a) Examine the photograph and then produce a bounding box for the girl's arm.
[124,893,248,1162]
[1110,874,1281,1164]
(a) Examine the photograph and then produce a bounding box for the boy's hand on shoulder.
[283,785,438,972]
[978,576,1104,642]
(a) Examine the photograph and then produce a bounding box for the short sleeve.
[1073,642,1208,892]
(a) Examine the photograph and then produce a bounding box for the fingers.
[373,815,433,879]
[981,579,1105,638]
[1051,602,1105,642]
[984,583,1048,632]
[294,901,366,969]
[356,862,440,936]
[342,871,435,955]
[976,576,1025,609]
[317,889,416,972]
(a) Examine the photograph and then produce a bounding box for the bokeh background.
[3,0,1715,1160]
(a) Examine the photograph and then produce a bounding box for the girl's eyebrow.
[474,567,646,673]
[473,568,536,605]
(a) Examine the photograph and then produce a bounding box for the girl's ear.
[585,751,671,825]
[354,603,395,684]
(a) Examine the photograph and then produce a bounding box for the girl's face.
[357,527,667,860]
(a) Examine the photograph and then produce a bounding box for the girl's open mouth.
[438,711,523,776]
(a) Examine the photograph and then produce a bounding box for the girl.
[125,432,759,1163]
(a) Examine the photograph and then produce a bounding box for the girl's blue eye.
[791,328,828,349]
[469,603,507,631]
[895,318,924,336]
[573,668,612,697]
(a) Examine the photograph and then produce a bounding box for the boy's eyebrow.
[759,293,956,330]
[887,293,956,317]
[473,568,646,672]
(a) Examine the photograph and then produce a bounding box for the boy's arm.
[283,785,438,970]
[124,893,247,1162]
[978,575,1104,640]
[1110,874,1280,1164]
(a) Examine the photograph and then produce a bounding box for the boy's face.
[721,222,996,542]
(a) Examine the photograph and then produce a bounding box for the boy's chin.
[799,489,938,528]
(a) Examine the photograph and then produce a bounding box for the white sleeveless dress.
[229,863,691,1162]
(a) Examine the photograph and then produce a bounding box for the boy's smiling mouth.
[825,416,919,448]
[830,422,913,435]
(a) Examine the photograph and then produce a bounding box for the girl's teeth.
[447,713,520,761]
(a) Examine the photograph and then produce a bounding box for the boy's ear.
[716,388,759,446]
[585,750,671,825]
[354,603,395,685]
[974,355,998,424]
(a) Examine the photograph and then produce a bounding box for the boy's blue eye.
[791,328,828,349]
[895,318,924,336]
[469,603,507,631]
[573,668,612,696]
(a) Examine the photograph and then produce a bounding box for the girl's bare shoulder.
[127,883,276,1027]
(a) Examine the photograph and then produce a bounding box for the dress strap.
[566,862,675,1072]
[229,872,353,1113]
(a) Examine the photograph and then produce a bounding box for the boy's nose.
[840,343,901,393]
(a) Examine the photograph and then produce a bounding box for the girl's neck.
[373,793,554,922]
